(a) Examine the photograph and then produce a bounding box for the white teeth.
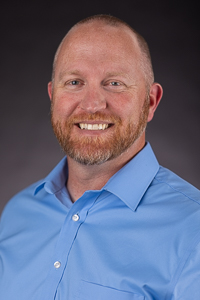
[92,124,99,130]
[79,123,109,130]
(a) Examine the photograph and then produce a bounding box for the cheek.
[107,94,142,122]
[52,93,80,118]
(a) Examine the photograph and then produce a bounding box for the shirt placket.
[39,190,101,300]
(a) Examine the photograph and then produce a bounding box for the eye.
[110,81,120,86]
[103,79,126,92]
[64,79,84,90]
[70,80,80,85]
[106,80,124,87]
[104,79,125,92]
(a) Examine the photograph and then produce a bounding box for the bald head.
[51,15,154,89]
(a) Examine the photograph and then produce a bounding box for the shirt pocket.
[77,280,145,300]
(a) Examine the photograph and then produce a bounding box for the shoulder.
[152,165,200,205]
[0,180,44,222]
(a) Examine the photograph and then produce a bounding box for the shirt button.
[72,214,79,222]
[54,261,61,269]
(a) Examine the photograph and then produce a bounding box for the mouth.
[77,123,112,130]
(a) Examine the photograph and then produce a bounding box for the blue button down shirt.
[0,143,200,299]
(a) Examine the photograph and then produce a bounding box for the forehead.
[56,21,141,66]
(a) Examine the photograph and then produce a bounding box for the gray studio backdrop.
[1,1,199,213]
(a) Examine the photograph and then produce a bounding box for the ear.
[48,81,53,101]
[147,83,163,122]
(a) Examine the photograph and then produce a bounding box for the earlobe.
[147,83,163,122]
[48,82,52,101]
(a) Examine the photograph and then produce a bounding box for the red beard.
[51,99,149,165]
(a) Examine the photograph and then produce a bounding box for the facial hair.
[51,95,149,165]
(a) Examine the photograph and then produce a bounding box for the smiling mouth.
[78,123,110,130]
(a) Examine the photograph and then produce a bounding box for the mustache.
[64,112,122,124]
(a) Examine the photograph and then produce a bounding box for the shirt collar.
[34,156,68,195]
[103,142,159,211]
[34,143,159,211]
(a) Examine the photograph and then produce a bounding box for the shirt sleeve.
[171,240,200,299]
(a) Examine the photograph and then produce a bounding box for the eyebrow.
[58,70,130,82]
[58,70,82,81]
[105,72,126,77]
[105,72,132,82]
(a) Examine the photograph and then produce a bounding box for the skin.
[48,21,163,202]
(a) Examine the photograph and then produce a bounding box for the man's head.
[48,15,163,165]
[52,15,154,90]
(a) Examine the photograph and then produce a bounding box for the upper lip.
[75,121,111,124]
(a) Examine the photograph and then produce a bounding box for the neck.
[66,138,145,202]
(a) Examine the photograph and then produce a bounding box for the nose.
[79,87,107,113]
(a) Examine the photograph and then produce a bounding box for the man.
[0,14,200,300]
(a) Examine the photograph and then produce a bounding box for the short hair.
[52,14,154,89]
